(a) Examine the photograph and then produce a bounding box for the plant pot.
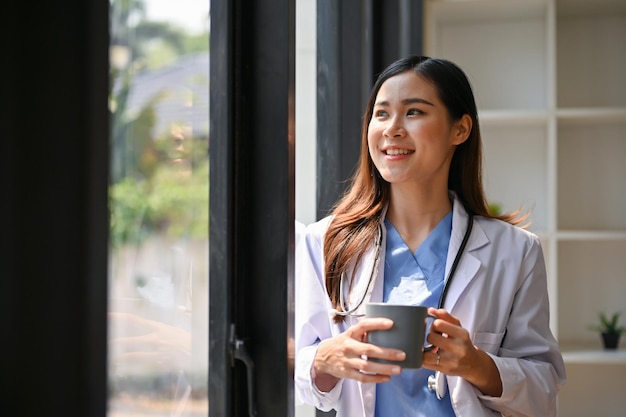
[601,332,621,350]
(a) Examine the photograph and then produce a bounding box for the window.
[108,1,210,415]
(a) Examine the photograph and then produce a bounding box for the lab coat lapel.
[442,199,489,312]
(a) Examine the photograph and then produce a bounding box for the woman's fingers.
[422,309,484,378]
[361,340,406,364]
[428,307,461,326]
[347,317,394,338]
[355,318,408,365]
[315,319,406,383]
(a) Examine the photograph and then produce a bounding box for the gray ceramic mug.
[365,302,435,369]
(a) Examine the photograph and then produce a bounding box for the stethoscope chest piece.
[427,371,447,400]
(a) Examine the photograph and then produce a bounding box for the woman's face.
[367,70,469,188]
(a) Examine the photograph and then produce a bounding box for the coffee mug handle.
[423,313,438,352]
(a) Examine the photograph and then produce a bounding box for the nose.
[383,116,405,138]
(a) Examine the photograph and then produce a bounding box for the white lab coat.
[295,195,566,417]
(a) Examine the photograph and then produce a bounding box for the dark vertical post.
[316,0,342,219]
[209,0,235,415]
[316,0,372,219]
[316,0,424,220]
[210,0,295,415]
[0,1,110,415]
[376,0,423,69]
[399,0,424,58]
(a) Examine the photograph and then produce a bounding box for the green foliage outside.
[110,157,209,249]
[109,0,210,249]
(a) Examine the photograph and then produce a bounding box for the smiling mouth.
[384,149,414,156]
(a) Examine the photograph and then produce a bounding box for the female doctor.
[295,56,566,417]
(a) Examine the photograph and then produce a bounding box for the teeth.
[385,149,412,156]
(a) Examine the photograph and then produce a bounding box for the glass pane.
[108,1,210,415]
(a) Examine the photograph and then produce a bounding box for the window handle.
[230,324,258,417]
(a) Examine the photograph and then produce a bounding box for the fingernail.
[391,366,401,374]
[396,352,406,360]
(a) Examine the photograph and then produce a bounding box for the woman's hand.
[423,308,503,397]
[312,318,405,392]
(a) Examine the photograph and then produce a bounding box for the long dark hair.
[323,56,525,320]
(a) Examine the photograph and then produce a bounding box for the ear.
[452,114,472,145]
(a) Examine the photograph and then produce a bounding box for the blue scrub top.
[375,211,456,417]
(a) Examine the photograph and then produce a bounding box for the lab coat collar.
[344,193,490,318]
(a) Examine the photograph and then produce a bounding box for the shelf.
[479,110,548,126]
[481,124,548,232]
[557,107,626,124]
[557,0,626,16]
[557,11,626,108]
[557,125,626,231]
[425,1,626,413]
[425,0,548,111]
[556,240,626,346]
[428,0,547,22]
[562,349,626,364]
[556,231,626,241]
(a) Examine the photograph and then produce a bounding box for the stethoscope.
[330,212,474,400]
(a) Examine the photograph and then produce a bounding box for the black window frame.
[209,0,296,416]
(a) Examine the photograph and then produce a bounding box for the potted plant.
[589,311,626,350]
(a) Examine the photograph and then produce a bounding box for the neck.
[385,185,452,252]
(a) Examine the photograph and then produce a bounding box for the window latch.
[229,324,258,417]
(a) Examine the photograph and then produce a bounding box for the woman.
[295,56,566,416]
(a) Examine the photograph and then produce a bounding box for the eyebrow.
[374,97,435,107]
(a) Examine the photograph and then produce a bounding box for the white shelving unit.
[425,1,626,415]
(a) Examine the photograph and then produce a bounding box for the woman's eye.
[374,110,388,117]
[407,108,423,116]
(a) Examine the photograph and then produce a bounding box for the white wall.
[295,1,318,416]
[295,0,318,227]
